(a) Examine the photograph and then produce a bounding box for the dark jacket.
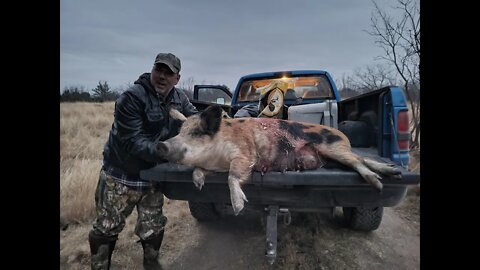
[103,73,198,175]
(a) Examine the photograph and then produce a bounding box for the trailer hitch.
[264,205,291,265]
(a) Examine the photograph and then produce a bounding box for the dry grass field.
[60,102,115,224]
[60,102,420,269]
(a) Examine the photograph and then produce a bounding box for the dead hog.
[159,105,402,215]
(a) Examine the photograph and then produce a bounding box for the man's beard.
[154,85,172,99]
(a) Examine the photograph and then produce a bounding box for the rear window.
[237,75,333,102]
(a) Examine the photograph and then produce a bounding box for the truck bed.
[140,147,420,209]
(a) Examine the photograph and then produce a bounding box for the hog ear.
[200,105,222,135]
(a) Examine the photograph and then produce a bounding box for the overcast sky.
[60,0,403,93]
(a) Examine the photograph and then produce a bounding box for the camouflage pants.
[91,169,167,241]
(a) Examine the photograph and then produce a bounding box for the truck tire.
[188,201,219,221]
[343,206,383,231]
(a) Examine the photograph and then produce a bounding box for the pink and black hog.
[158,105,402,215]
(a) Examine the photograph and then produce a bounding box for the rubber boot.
[141,230,164,270]
[89,231,118,270]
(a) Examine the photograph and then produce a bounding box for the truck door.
[192,85,233,115]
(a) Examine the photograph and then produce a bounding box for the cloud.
[60,0,402,92]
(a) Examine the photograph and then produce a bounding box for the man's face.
[150,63,180,95]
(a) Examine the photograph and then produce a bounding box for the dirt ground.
[60,188,419,270]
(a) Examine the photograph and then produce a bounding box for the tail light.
[396,110,410,150]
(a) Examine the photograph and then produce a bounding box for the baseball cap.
[154,53,181,73]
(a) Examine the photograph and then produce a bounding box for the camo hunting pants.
[91,169,167,241]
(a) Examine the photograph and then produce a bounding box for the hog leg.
[363,158,402,179]
[192,167,212,190]
[228,158,251,215]
[320,147,384,191]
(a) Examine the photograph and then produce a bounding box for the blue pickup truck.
[140,70,420,264]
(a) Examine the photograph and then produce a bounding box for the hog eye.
[189,128,205,137]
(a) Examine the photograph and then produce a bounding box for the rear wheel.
[343,206,383,231]
[188,201,220,221]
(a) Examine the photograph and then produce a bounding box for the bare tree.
[367,0,420,149]
[335,73,361,99]
[113,82,133,95]
[351,63,397,92]
[179,76,196,99]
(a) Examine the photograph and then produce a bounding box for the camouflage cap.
[154,53,181,73]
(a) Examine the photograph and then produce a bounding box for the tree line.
[60,77,229,103]
[60,81,123,102]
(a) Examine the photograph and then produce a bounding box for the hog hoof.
[383,165,402,175]
[193,179,204,190]
[231,189,248,216]
[392,168,402,175]
[193,170,205,190]
[232,201,244,216]
[392,174,403,180]
[365,173,383,192]
[373,180,383,191]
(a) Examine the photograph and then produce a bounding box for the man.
[88,53,198,270]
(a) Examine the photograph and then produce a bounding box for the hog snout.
[156,141,169,155]
[159,139,187,163]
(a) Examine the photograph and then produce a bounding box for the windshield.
[237,75,333,102]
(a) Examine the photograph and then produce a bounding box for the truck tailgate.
[140,147,419,186]
[140,163,419,186]
[139,148,420,208]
